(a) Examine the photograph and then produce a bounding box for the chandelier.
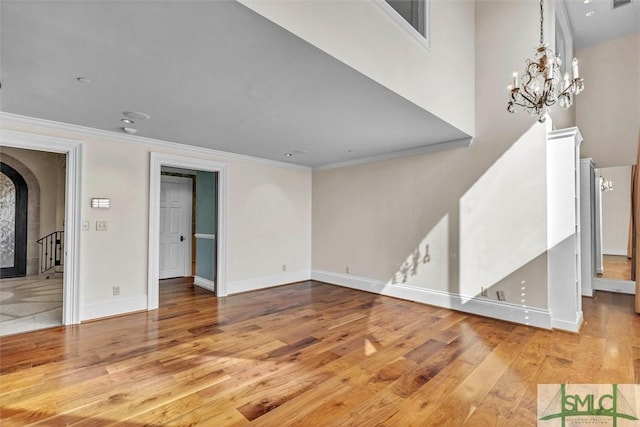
[507,0,584,123]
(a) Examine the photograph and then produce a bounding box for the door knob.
[180,235,185,242]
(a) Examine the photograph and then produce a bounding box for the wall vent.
[613,0,632,9]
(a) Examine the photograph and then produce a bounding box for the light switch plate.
[96,221,108,231]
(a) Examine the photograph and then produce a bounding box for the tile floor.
[0,275,63,336]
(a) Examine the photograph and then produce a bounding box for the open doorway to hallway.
[148,152,227,310]
[158,166,218,304]
[0,146,66,336]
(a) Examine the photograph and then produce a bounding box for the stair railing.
[37,231,64,274]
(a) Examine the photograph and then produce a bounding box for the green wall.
[195,171,216,281]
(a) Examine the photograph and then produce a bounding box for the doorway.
[148,152,228,311]
[593,165,635,293]
[0,130,81,331]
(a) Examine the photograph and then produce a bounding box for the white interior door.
[159,176,192,279]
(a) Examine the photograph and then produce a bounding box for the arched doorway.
[1,162,28,278]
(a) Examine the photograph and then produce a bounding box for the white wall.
[1,117,312,321]
[600,165,632,256]
[576,32,640,168]
[0,146,63,237]
[237,0,475,137]
[312,1,566,327]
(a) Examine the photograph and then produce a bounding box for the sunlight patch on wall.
[459,123,548,298]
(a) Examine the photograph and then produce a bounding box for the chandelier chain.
[507,0,583,123]
[539,0,544,45]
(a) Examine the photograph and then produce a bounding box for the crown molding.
[313,136,473,172]
[0,112,311,171]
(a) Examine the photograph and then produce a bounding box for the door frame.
[148,152,228,310]
[159,175,193,279]
[0,129,82,324]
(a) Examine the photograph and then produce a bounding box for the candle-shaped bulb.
[563,72,570,90]
[512,69,519,89]
[572,58,579,79]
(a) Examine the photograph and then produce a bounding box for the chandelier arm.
[557,79,582,97]
[511,100,539,109]
[520,85,540,106]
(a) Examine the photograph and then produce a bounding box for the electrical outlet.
[96,221,108,231]
[497,290,506,301]
[346,266,350,274]
[481,287,488,297]
[112,286,120,296]
[282,264,287,272]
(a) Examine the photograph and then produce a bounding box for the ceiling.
[563,0,639,49]
[0,0,470,168]
[1,1,636,168]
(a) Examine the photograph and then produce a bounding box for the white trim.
[194,276,216,293]
[551,311,583,333]
[194,233,215,240]
[547,127,583,145]
[593,278,636,295]
[372,0,431,50]
[82,296,147,322]
[227,270,311,294]
[0,112,308,171]
[149,152,229,310]
[311,270,554,330]
[0,129,82,325]
[313,137,472,171]
[602,248,629,257]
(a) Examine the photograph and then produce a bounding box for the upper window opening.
[377,0,430,49]
[386,0,426,37]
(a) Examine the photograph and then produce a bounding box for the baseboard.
[311,270,553,330]
[551,311,584,333]
[81,295,147,322]
[581,286,594,297]
[602,248,629,257]
[194,276,215,292]
[593,278,636,295]
[227,270,311,295]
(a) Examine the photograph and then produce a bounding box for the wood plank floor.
[1,279,638,426]
[598,254,632,281]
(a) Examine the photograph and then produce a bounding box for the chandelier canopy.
[507,0,584,123]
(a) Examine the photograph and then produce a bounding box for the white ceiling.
[563,0,640,49]
[1,1,636,168]
[0,0,470,168]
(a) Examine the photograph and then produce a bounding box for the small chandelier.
[507,0,584,123]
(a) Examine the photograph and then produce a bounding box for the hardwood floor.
[598,254,632,281]
[1,279,638,426]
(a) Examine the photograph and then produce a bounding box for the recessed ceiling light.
[123,111,151,121]
[121,118,134,124]
[583,0,592,4]
[284,153,293,157]
[585,10,596,16]
[122,127,137,134]
[76,77,91,83]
